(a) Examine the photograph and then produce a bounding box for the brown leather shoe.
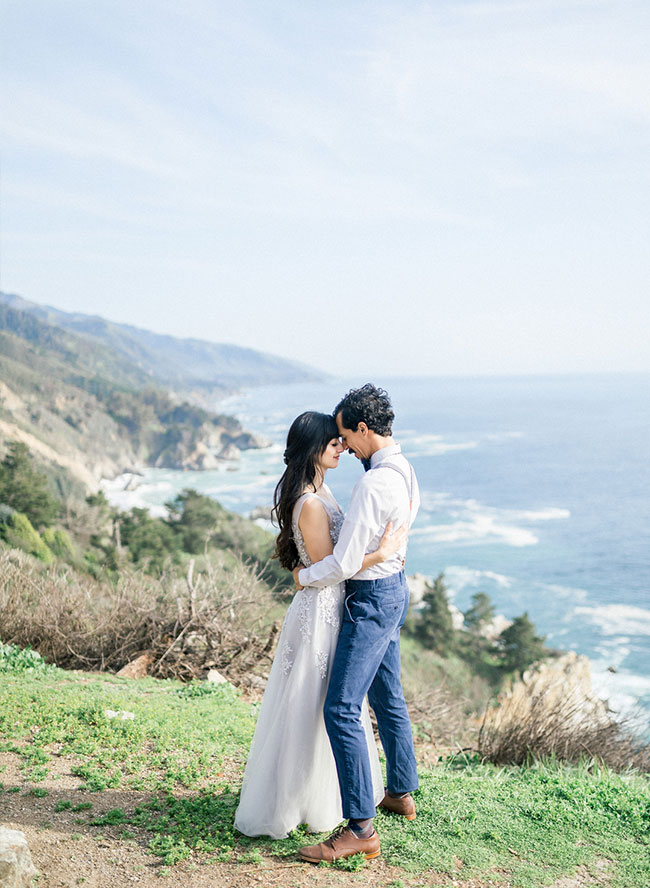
[299,825,380,863]
[378,792,417,820]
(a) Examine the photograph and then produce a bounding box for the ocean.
[102,374,650,716]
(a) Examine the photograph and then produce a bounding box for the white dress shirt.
[298,443,420,589]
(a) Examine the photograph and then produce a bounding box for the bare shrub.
[405,682,475,748]
[399,640,492,749]
[0,546,280,683]
[479,692,650,773]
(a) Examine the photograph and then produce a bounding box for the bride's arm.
[298,498,335,564]
[294,506,408,589]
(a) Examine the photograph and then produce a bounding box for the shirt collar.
[369,442,401,468]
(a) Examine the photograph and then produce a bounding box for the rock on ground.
[0,827,38,888]
[116,651,155,679]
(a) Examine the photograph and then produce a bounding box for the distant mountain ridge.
[0,292,322,392]
[0,291,318,494]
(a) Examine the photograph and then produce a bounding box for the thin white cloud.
[529,61,650,118]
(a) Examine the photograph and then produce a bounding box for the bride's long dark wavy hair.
[272,411,339,570]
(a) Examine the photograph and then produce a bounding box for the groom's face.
[336,412,371,461]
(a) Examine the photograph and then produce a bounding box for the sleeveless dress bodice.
[292,490,345,568]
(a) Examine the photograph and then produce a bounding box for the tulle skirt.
[234,582,384,838]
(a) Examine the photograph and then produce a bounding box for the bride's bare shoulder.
[297,495,330,533]
[298,495,328,519]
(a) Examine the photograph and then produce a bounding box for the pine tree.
[0,442,58,528]
[498,612,547,677]
[463,591,496,633]
[415,573,455,655]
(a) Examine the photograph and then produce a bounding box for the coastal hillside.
[0,291,322,396]
[1,652,649,887]
[1,377,648,888]
[0,298,289,492]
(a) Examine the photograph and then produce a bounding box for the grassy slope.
[1,663,648,888]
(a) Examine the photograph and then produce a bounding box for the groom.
[292,383,420,863]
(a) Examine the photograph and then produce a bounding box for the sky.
[1,0,649,377]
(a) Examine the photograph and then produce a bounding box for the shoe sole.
[299,849,381,864]
[379,806,417,821]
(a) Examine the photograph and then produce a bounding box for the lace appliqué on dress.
[317,587,340,631]
[290,492,345,678]
[328,509,345,547]
[294,532,311,568]
[281,642,293,676]
[296,591,312,641]
[315,649,328,679]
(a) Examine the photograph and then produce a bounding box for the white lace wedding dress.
[234,486,384,838]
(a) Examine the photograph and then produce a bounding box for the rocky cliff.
[0,301,278,492]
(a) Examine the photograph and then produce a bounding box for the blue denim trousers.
[323,571,419,820]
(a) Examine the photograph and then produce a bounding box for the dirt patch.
[2,750,509,888]
[550,858,612,887]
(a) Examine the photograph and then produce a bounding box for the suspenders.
[373,461,416,525]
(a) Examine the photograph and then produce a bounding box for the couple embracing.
[234,384,420,862]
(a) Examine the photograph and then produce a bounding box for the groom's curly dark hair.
[334,383,394,436]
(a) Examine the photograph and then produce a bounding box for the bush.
[118,507,180,572]
[0,510,53,562]
[165,489,291,591]
[42,527,75,560]
[464,592,496,633]
[0,547,279,683]
[498,612,548,677]
[0,641,54,674]
[479,693,650,773]
[165,489,223,554]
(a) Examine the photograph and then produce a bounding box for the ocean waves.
[400,432,479,457]
[399,428,525,458]
[411,517,538,547]
[413,492,570,548]
[572,604,650,638]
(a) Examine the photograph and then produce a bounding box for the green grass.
[0,664,256,792]
[1,662,648,886]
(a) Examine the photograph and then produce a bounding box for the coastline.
[100,463,650,724]
[99,372,650,723]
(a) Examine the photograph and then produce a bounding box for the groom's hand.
[292,565,305,590]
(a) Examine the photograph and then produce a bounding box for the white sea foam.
[485,431,524,441]
[544,583,589,602]
[592,639,633,667]
[401,433,478,458]
[590,664,650,716]
[411,517,538,547]
[573,604,650,637]
[419,492,569,522]
[444,566,514,589]
[103,490,168,518]
[512,507,571,521]
[415,490,569,548]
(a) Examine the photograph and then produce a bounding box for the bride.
[234,411,407,839]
